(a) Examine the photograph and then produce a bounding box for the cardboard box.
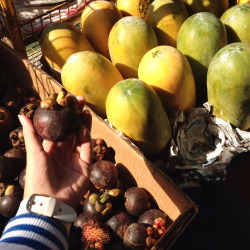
[0,41,198,249]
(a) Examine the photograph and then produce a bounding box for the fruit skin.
[182,0,229,17]
[80,1,123,59]
[237,0,250,4]
[0,191,23,218]
[145,0,189,47]
[123,223,147,250]
[33,106,81,142]
[138,45,196,112]
[207,42,250,131]
[138,208,168,226]
[81,220,111,244]
[177,12,228,106]
[106,210,135,239]
[61,51,124,117]
[40,22,94,71]
[106,78,172,159]
[124,187,150,216]
[116,0,153,18]
[220,4,250,44]
[90,160,118,190]
[108,16,158,79]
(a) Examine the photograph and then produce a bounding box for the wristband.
[16,194,77,223]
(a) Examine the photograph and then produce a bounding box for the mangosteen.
[92,138,115,163]
[138,208,168,227]
[82,193,113,222]
[0,155,17,183]
[0,107,13,134]
[123,223,147,250]
[9,127,25,151]
[0,189,23,217]
[19,101,40,120]
[138,209,168,246]
[90,160,118,190]
[106,210,135,239]
[18,168,26,189]
[102,185,125,209]
[33,89,81,142]
[124,187,151,216]
[4,147,26,174]
[69,213,89,250]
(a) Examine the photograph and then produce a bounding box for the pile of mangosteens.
[0,86,83,234]
[0,86,41,235]
[69,155,172,250]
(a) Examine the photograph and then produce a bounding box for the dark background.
[171,152,250,250]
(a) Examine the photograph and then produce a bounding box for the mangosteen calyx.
[88,193,113,216]
[9,127,25,151]
[19,101,40,119]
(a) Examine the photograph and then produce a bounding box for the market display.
[0,0,250,249]
[40,21,94,71]
[80,0,123,59]
[176,11,228,106]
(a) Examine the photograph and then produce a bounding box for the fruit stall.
[0,0,250,249]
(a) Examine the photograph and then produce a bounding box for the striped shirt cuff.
[0,213,68,250]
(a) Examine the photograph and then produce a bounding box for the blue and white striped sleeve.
[0,213,69,250]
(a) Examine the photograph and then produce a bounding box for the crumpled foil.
[105,104,250,188]
[165,103,250,187]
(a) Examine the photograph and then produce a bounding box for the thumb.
[18,115,44,156]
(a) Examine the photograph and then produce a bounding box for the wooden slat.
[0,0,27,58]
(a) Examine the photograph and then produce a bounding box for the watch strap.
[16,194,77,223]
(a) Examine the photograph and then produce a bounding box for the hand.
[18,96,92,209]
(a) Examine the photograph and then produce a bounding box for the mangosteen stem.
[101,202,112,216]
[99,194,109,204]
[56,89,67,102]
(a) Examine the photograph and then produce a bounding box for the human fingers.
[79,126,92,166]
[76,96,86,111]
[43,136,76,158]
[81,109,92,133]
[18,115,43,156]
